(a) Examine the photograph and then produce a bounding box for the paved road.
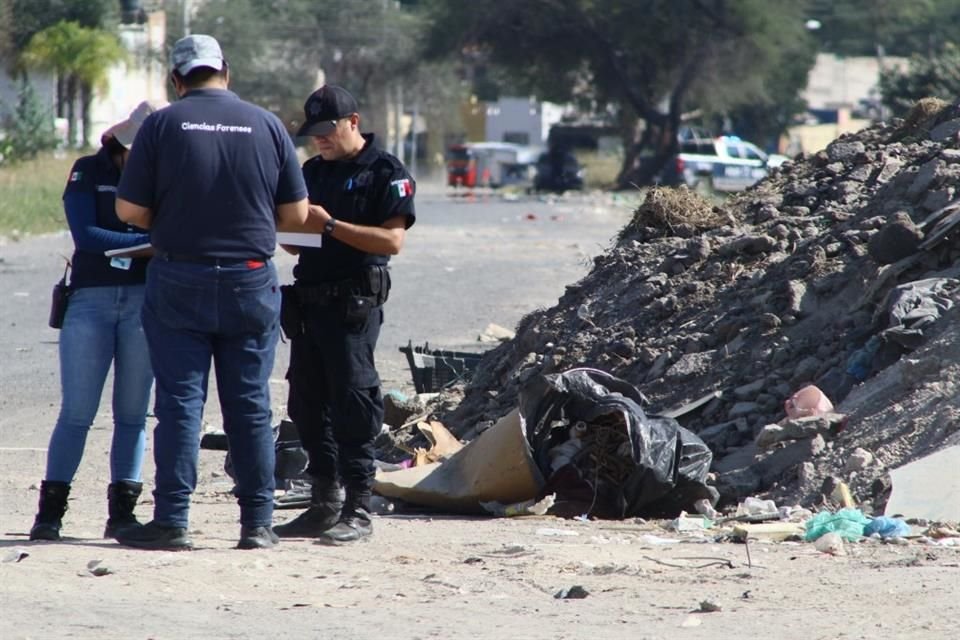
[0,187,634,443]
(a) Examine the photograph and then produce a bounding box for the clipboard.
[104,242,152,257]
[276,232,323,248]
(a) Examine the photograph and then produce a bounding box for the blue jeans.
[45,285,153,483]
[142,258,280,529]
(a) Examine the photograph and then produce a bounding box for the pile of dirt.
[430,99,960,513]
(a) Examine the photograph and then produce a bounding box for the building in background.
[0,3,167,149]
[484,96,565,147]
[785,53,908,155]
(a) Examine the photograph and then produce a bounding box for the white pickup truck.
[658,135,789,193]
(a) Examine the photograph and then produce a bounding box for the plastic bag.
[784,384,834,419]
[864,516,911,539]
[804,508,872,542]
[518,368,714,518]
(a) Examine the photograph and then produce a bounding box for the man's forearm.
[327,220,405,255]
[116,199,154,230]
[303,204,406,254]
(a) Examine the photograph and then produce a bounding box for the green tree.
[21,21,125,147]
[879,43,960,116]
[185,0,446,159]
[422,0,815,188]
[806,0,960,58]
[0,79,59,164]
[7,0,115,54]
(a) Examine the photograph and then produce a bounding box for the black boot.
[104,481,143,539]
[29,481,71,541]
[315,490,372,545]
[273,478,343,538]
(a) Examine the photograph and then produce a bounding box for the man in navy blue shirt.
[273,85,415,544]
[116,34,308,550]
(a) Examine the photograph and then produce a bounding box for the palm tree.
[74,28,127,146]
[21,21,125,147]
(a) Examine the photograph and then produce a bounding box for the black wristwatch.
[322,218,337,236]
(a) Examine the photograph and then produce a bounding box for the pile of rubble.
[434,98,960,513]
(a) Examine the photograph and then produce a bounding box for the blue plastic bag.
[864,516,911,539]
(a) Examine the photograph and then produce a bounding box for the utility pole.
[183,0,191,36]
[410,99,419,178]
[394,83,404,163]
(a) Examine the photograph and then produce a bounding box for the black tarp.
[519,368,716,518]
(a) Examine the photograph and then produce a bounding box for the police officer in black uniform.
[274,85,415,544]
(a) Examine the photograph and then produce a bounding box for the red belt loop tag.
[246,260,265,269]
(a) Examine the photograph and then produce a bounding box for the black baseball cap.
[296,85,358,137]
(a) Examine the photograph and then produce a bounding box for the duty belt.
[294,281,354,305]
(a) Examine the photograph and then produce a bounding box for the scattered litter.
[643,555,733,570]
[484,544,535,557]
[698,600,722,613]
[3,549,29,563]
[864,516,911,539]
[667,512,712,532]
[732,522,804,542]
[784,385,834,419]
[535,527,579,537]
[85,560,114,577]
[481,493,556,517]
[368,495,396,515]
[804,508,872,542]
[735,496,779,520]
[520,368,715,519]
[831,482,856,509]
[693,498,718,520]
[814,532,846,556]
[413,420,464,466]
[554,585,589,599]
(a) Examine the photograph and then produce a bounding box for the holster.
[48,261,72,330]
[364,265,391,306]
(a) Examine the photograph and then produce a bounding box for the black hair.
[103,134,127,155]
[172,60,228,89]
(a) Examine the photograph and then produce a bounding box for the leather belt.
[160,253,269,267]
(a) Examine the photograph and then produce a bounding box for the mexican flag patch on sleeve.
[390,178,413,198]
[69,171,82,183]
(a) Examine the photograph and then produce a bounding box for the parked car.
[533,148,584,193]
[657,134,789,193]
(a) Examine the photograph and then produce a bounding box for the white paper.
[276,232,323,248]
[104,242,152,257]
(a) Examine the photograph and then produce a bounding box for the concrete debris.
[428,99,960,515]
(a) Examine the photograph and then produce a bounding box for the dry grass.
[0,151,80,237]
[620,186,725,239]
[576,150,623,190]
[891,97,954,142]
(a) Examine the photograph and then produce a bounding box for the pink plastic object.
[784,384,834,419]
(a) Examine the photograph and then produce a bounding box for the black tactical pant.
[286,302,384,493]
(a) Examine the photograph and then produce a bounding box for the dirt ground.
[2,432,958,640]
[2,188,958,639]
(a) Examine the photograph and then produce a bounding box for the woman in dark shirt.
[30,101,166,541]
